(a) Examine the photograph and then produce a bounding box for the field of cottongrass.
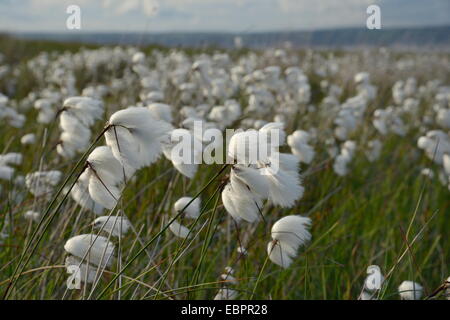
[0,35,449,300]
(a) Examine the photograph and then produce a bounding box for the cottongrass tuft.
[267,215,311,268]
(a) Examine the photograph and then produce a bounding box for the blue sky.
[0,0,449,32]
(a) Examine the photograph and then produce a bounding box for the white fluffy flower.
[62,96,104,127]
[105,106,171,170]
[287,130,315,164]
[169,196,202,238]
[93,215,131,237]
[71,171,105,215]
[65,256,97,284]
[85,146,128,210]
[147,103,173,123]
[333,141,356,176]
[0,153,22,181]
[64,234,115,268]
[398,281,423,300]
[20,133,36,145]
[25,170,62,197]
[267,215,311,268]
[418,130,450,165]
[221,172,263,223]
[168,220,190,238]
[260,156,304,208]
[164,128,202,178]
[174,196,201,219]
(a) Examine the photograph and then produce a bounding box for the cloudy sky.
[0,0,449,33]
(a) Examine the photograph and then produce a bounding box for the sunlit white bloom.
[147,103,173,123]
[260,160,304,208]
[334,108,357,141]
[174,196,201,219]
[62,96,104,127]
[25,170,62,197]
[93,215,131,237]
[105,106,171,170]
[65,256,97,284]
[373,107,407,136]
[333,141,356,176]
[85,146,129,209]
[221,172,263,223]
[71,171,105,215]
[267,215,311,268]
[228,123,284,165]
[34,99,56,124]
[64,234,115,268]
[398,281,423,300]
[0,153,22,165]
[169,196,202,238]
[417,130,450,165]
[287,130,315,164]
[168,220,190,238]
[164,128,202,178]
[20,133,36,145]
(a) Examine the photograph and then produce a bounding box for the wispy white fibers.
[231,165,269,199]
[65,256,97,284]
[64,234,115,268]
[34,98,56,124]
[147,103,173,123]
[228,130,260,165]
[398,281,423,300]
[0,152,22,165]
[225,122,303,219]
[418,130,450,165]
[20,133,36,145]
[105,106,171,170]
[287,130,315,164]
[25,170,62,197]
[0,153,22,181]
[168,220,191,238]
[333,140,356,176]
[62,97,104,127]
[164,128,202,178]
[93,215,131,237]
[85,146,130,210]
[57,96,104,158]
[169,196,201,238]
[359,265,385,300]
[222,167,264,223]
[174,197,201,219]
[259,122,286,148]
[71,171,105,215]
[267,215,311,268]
[260,153,304,208]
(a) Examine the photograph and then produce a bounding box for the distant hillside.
[12,26,450,50]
